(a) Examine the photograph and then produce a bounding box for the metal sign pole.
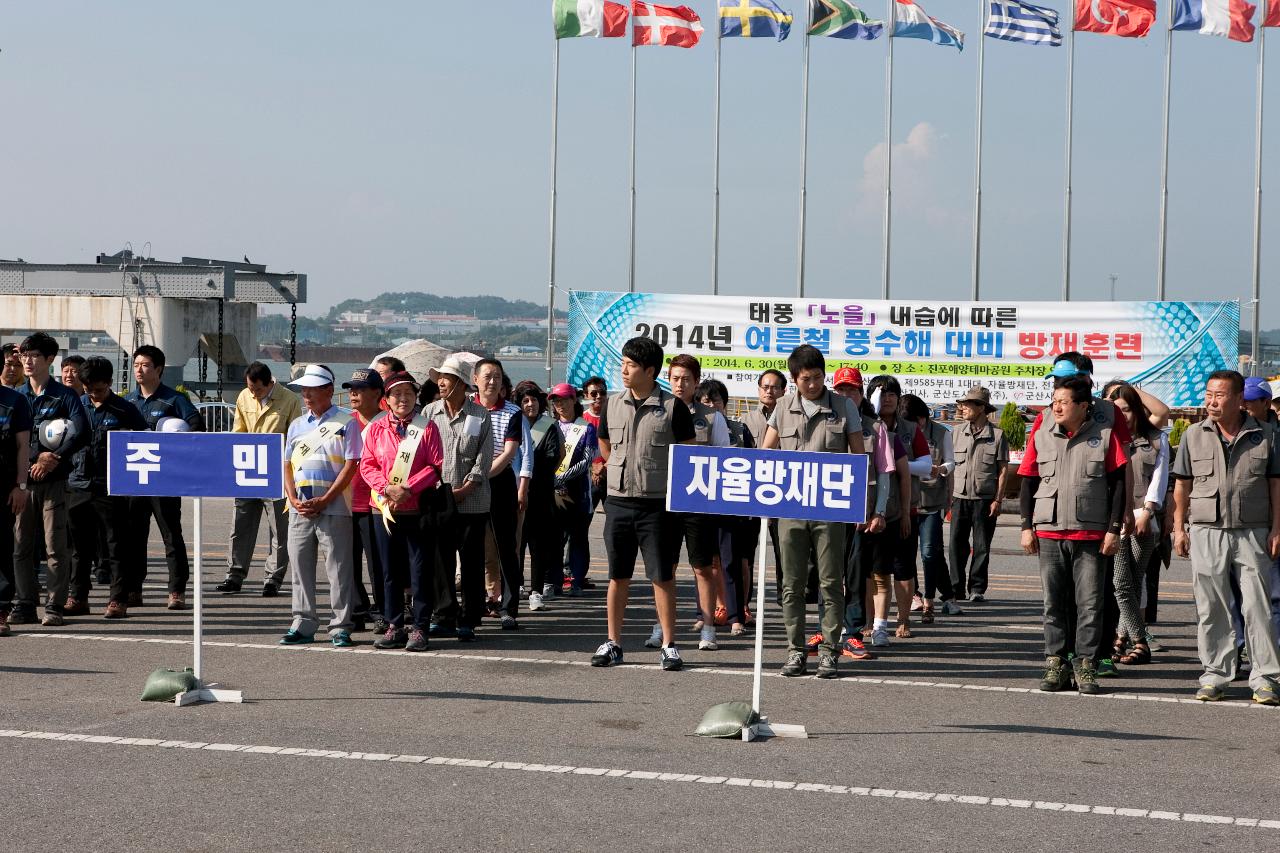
[743,518,808,742]
[193,496,203,681]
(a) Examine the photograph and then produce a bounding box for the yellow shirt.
[233,382,302,435]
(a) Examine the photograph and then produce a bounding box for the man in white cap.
[280,364,361,647]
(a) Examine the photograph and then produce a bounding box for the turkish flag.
[1074,0,1157,36]
[632,2,704,47]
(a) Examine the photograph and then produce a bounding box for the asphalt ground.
[3,500,1278,852]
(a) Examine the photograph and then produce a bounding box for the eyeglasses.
[17,352,44,361]
[759,384,784,393]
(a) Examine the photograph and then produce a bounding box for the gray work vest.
[1182,416,1274,529]
[687,399,717,446]
[726,417,749,448]
[918,419,949,513]
[1128,432,1162,508]
[741,405,770,450]
[1031,409,1113,533]
[864,423,902,522]
[772,390,853,454]
[604,388,682,500]
[953,421,1005,500]
[883,418,919,513]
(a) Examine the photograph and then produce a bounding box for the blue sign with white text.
[666,445,868,523]
[107,432,285,499]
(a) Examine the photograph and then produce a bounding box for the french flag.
[1173,0,1257,42]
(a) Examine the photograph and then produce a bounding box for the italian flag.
[553,0,630,38]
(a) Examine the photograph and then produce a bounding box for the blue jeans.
[918,511,956,601]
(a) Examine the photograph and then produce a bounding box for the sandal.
[921,606,935,624]
[1113,635,1128,659]
[1118,643,1151,665]
[714,606,730,627]
[895,622,913,639]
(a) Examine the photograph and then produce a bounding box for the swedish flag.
[719,0,794,40]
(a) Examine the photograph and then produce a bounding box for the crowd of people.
[1,333,1278,702]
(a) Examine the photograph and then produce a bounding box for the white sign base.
[175,682,244,706]
[742,716,809,742]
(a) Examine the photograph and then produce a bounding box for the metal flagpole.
[546,40,560,388]
[1062,3,1075,299]
[714,13,723,295]
[1156,0,1174,300]
[629,10,639,293]
[971,0,987,300]
[1251,3,1266,369]
[797,8,812,297]
[883,3,895,299]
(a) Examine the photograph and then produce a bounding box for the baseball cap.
[1046,359,1084,379]
[341,368,384,391]
[833,367,864,389]
[289,364,336,388]
[1243,377,1273,402]
[548,382,579,400]
[382,371,419,395]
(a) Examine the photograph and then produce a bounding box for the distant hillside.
[325,292,563,322]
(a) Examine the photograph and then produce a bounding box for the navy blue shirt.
[69,392,149,493]
[21,376,91,482]
[125,383,206,432]
[0,386,34,490]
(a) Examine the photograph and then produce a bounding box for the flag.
[1173,0,1257,41]
[985,0,1063,44]
[892,0,965,49]
[1268,0,1280,26]
[633,2,704,46]
[809,0,885,38]
[554,0,629,38]
[719,0,794,40]
[1073,0,1157,36]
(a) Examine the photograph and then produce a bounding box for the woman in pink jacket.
[359,371,444,652]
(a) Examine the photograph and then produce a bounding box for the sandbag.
[140,668,198,702]
[694,701,759,738]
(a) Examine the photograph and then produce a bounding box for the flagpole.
[628,11,638,293]
[713,11,723,296]
[546,39,560,388]
[971,0,987,300]
[883,3,895,299]
[1062,3,1074,300]
[1156,0,1174,300]
[1251,3,1266,369]
[797,9,812,297]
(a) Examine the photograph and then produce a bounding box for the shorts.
[603,497,677,583]
[860,515,916,582]
[671,512,718,568]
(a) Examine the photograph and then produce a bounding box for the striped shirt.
[285,405,362,517]
[482,398,534,480]
[426,397,494,514]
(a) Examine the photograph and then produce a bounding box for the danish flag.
[632,2,705,46]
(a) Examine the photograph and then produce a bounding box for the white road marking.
[18,632,1277,712]
[0,727,1275,831]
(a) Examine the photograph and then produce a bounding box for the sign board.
[666,445,868,524]
[108,432,284,499]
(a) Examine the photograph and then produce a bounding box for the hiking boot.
[63,598,90,616]
[405,628,429,652]
[1252,683,1280,706]
[643,623,663,649]
[372,618,390,635]
[1195,684,1226,702]
[1074,657,1101,695]
[816,652,839,679]
[103,601,128,619]
[780,651,807,677]
[166,593,186,610]
[804,632,823,656]
[840,636,872,660]
[40,612,65,627]
[591,640,623,667]
[374,626,408,650]
[660,645,683,671]
[1039,656,1071,692]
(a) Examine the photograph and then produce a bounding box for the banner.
[567,291,1239,406]
[108,432,285,499]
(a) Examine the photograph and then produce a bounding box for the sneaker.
[63,598,90,616]
[940,600,964,616]
[331,630,355,648]
[0,611,9,637]
[910,593,925,612]
[40,612,65,627]
[840,637,872,660]
[1236,645,1252,680]
[405,628,429,652]
[1195,684,1226,702]
[816,652,839,679]
[261,581,280,598]
[660,645,683,671]
[804,632,823,657]
[518,585,528,600]
[372,618,390,635]
[215,578,242,594]
[870,627,890,647]
[1253,683,1280,706]
[278,629,314,645]
[1095,658,1119,678]
[8,606,36,625]
[500,616,519,631]
[103,601,127,619]
[780,650,807,677]
[698,626,718,651]
[167,593,186,610]
[428,623,456,638]
[542,583,557,598]
[374,627,408,650]
[591,640,623,667]
[1074,657,1100,695]
[528,592,546,612]
[457,626,476,642]
[1143,630,1163,652]
[643,623,664,649]
[1039,656,1071,692]
[969,593,986,603]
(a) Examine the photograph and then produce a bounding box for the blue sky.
[1,1,1276,328]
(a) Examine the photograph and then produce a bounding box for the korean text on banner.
[107,432,285,500]
[667,445,869,524]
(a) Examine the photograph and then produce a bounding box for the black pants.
[1095,553,1120,661]
[69,490,134,603]
[717,520,747,623]
[1144,535,1166,625]
[431,509,488,630]
[351,511,382,620]
[129,495,189,594]
[374,513,433,630]
[0,498,14,612]
[489,468,523,619]
[950,497,997,597]
[524,502,563,592]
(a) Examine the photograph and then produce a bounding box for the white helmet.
[39,418,78,453]
[156,416,191,433]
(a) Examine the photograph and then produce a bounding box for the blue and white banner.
[108,432,285,499]
[667,444,869,523]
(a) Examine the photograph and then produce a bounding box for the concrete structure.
[0,252,304,399]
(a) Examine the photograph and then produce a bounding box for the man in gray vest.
[1171,370,1280,705]
[950,385,1008,602]
[590,337,695,672]
[1019,376,1127,695]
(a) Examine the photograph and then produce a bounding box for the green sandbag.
[694,701,759,738]
[140,668,199,702]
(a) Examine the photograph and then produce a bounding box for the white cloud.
[855,121,956,226]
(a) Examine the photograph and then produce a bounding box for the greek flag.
[984,0,1063,45]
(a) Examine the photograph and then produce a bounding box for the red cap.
[548,382,580,400]
[833,367,863,389]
